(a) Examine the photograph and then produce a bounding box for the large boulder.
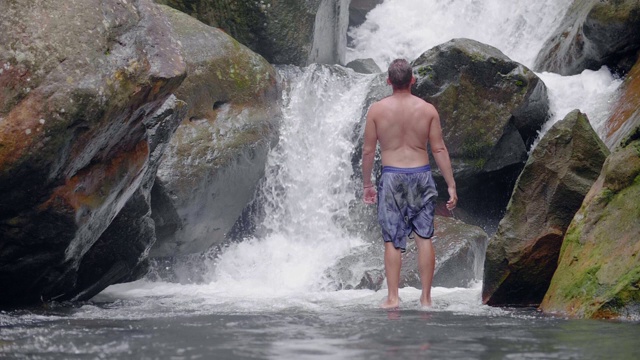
[70,97,187,301]
[482,110,609,307]
[603,56,640,149]
[410,38,550,226]
[149,6,280,258]
[155,0,349,66]
[534,0,640,76]
[540,125,640,319]
[326,216,488,291]
[0,0,186,306]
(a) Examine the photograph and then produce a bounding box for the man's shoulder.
[412,96,437,112]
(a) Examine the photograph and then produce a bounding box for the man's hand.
[363,186,377,204]
[446,187,457,210]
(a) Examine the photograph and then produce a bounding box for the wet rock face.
[0,0,186,306]
[155,0,347,66]
[534,0,640,76]
[70,97,187,301]
[541,125,640,319]
[604,56,640,149]
[410,38,550,226]
[482,110,609,307]
[148,6,280,258]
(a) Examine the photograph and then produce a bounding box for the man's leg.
[382,242,402,308]
[415,235,435,307]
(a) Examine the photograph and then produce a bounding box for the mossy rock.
[150,6,280,257]
[410,38,549,225]
[540,125,640,319]
[482,110,609,307]
[155,0,325,65]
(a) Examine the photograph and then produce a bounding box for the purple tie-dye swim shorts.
[377,165,438,252]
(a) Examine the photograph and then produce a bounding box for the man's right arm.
[362,103,378,204]
[428,110,457,210]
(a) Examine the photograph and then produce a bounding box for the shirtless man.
[362,58,457,308]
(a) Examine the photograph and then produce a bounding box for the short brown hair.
[388,59,412,89]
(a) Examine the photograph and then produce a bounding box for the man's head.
[387,59,414,90]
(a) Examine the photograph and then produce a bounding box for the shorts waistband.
[381,165,431,174]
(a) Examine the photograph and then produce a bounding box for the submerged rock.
[155,0,349,66]
[482,110,609,307]
[402,216,488,289]
[410,38,550,227]
[326,216,488,291]
[534,0,640,76]
[540,125,640,319]
[0,0,186,306]
[149,6,280,258]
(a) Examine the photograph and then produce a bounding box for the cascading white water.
[348,0,623,143]
[204,65,374,294]
[347,0,574,68]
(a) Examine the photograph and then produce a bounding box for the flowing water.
[2,1,638,359]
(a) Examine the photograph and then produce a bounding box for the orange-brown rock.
[0,0,186,306]
[482,110,609,307]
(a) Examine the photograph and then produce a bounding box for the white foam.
[535,67,622,145]
[94,280,498,319]
[347,0,572,69]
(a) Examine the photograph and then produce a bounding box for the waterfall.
[204,65,374,294]
[127,1,623,299]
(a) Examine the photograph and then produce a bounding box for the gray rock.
[346,58,382,74]
[534,0,640,76]
[349,0,384,29]
[149,6,280,258]
[482,110,609,307]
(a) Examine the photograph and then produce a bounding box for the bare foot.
[420,296,432,308]
[381,296,400,309]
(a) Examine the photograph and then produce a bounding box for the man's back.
[369,92,437,168]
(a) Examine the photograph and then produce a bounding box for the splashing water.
[204,66,374,294]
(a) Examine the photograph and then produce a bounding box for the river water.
[2,0,638,359]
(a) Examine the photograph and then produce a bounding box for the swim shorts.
[377,165,438,252]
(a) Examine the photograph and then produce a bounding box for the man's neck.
[392,87,412,96]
